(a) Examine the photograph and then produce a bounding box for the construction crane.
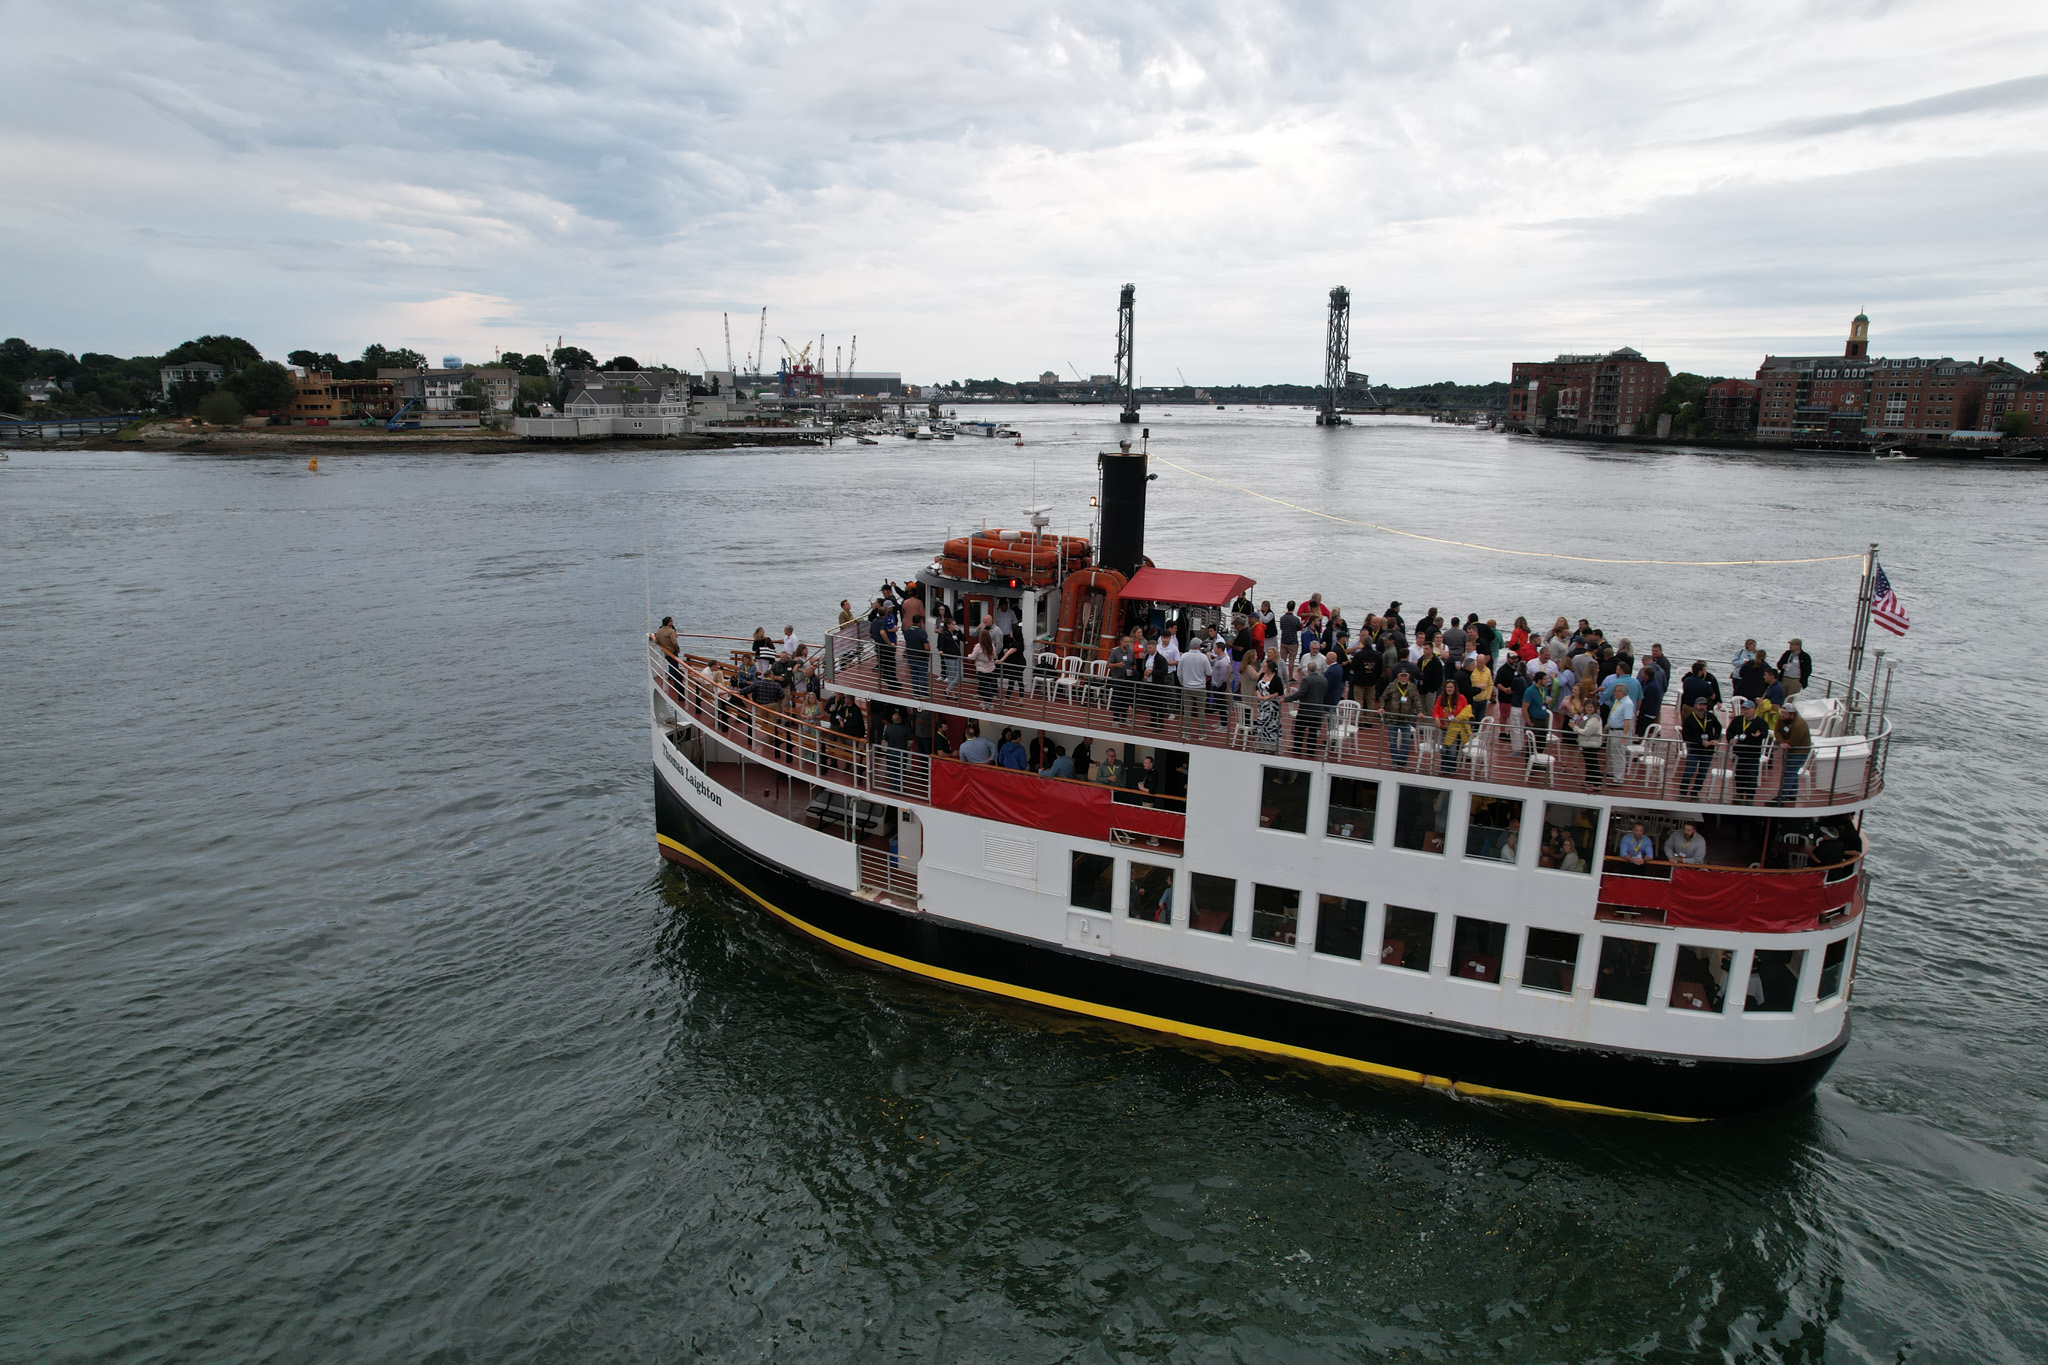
[755,308,767,378]
[1318,286,1350,426]
[695,347,712,378]
[723,314,734,373]
[1067,361,1084,382]
[1176,366,1190,391]
[1115,283,1138,424]
[848,335,857,379]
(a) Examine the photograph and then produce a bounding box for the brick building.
[1703,379,1759,434]
[1863,357,1987,439]
[1506,346,1671,435]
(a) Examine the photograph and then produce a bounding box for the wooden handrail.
[1604,851,1863,878]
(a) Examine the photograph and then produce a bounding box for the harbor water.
[3,410,2044,1361]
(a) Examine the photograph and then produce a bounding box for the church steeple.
[1846,311,1869,360]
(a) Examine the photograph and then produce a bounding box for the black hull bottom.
[654,768,1843,1121]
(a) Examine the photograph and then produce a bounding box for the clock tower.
[1845,311,1870,360]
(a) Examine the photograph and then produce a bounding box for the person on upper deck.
[1733,646,1767,701]
[1285,652,1328,757]
[778,625,801,659]
[1176,637,1211,734]
[1777,639,1811,699]
[959,721,996,765]
[1441,618,1467,658]
[750,627,774,662]
[653,615,679,659]
[969,628,998,709]
[1729,698,1768,803]
[1679,660,1722,711]
[1767,704,1813,806]
[1679,696,1722,800]
[838,600,855,628]
[1634,661,1664,738]
[1664,820,1707,865]
[1278,602,1302,674]
[1433,682,1473,773]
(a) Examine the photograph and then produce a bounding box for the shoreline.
[3,427,828,456]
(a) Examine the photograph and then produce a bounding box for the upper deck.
[819,626,1888,814]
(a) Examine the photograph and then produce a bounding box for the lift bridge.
[1317,285,1382,423]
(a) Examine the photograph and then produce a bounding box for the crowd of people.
[654,586,1825,809]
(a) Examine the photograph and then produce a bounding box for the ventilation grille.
[982,835,1036,879]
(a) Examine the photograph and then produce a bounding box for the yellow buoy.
[307,457,318,472]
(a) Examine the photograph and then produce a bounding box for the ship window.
[1381,906,1434,972]
[1189,873,1235,935]
[1670,945,1731,1013]
[1451,917,1507,985]
[1466,794,1524,863]
[1326,777,1378,842]
[1538,802,1601,872]
[1393,785,1449,854]
[1818,937,1851,999]
[1069,852,1113,914]
[1521,928,1581,994]
[1251,884,1300,945]
[1594,937,1656,1005]
[1259,766,1310,833]
[1128,861,1173,924]
[1746,948,1803,1012]
[1314,895,1369,959]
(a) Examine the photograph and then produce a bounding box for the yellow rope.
[1151,456,1867,567]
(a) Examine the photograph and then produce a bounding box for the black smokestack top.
[1097,443,1148,578]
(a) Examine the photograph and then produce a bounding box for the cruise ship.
[648,444,1891,1121]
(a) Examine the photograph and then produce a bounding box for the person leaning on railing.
[1679,696,1722,800]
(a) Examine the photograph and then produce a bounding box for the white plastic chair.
[1462,717,1498,779]
[1627,722,1666,790]
[1081,657,1110,707]
[1525,749,1555,785]
[1033,651,1061,700]
[1416,729,1443,773]
[1325,699,1361,759]
[1051,655,1085,706]
[1230,705,1252,749]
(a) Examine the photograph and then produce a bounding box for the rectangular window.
[1746,948,1804,1012]
[1595,937,1656,1005]
[1521,928,1581,994]
[1393,785,1449,854]
[1465,794,1524,863]
[1128,861,1174,924]
[1538,802,1601,872]
[1069,851,1113,914]
[1451,916,1507,984]
[1818,937,1850,999]
[1189,873,1235,936]
[1670,945,1732,1013]
[1251,884,1300,945]
[1380,905,1434,972]
[1326,777,1378,842]
[1314,895,1368,959]
[1259,766,1310,833]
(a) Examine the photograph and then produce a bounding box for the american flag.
[1872,562,1910,636]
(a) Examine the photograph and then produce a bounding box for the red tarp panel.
[1598,865,1862,933]
[929,757,1186,844]
[1119,566,1257,608]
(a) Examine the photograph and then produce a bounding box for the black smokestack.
[1097,441,1148,578]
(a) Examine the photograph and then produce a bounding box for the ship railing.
[812,638,1890,810]
[857,845,919,902]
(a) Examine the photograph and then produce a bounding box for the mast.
[1843,542,1877,723]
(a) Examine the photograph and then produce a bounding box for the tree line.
[1,337,655,424]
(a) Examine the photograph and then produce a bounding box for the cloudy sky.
[4,1,2044,384]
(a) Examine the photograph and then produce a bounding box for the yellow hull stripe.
[657,832,1703,1123]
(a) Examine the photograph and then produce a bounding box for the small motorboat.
[856,435,878,445]
[1874,449,1915,461]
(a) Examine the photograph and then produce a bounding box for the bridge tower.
[1115,283,1139,424]
[1317,286,1350,426]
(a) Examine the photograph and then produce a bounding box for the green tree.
[2001,411,2032,438]
[359,344,426,373]
[196,390,246,425]
[604,354,640,371]
[162,335,263,373]
[0,376,24,413]
[2035,350,2046,373]
[288,349,344,373]
[225,361,297,414]
[517,375,553,412]
[552,346,599,372]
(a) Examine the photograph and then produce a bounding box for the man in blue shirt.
[998,730,1029,770]
[1618,821,1654,865]
[1635,661,1665,737]
[1043,745,1075,779]
[959,721,996,765]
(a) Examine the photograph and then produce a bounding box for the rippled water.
[4,412,2044,1362]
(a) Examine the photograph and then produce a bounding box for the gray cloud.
[0,1,2042,383]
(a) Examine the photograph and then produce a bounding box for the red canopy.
[1119,566,1256,607]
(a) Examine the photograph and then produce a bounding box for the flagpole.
[1844,542,1877,723]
